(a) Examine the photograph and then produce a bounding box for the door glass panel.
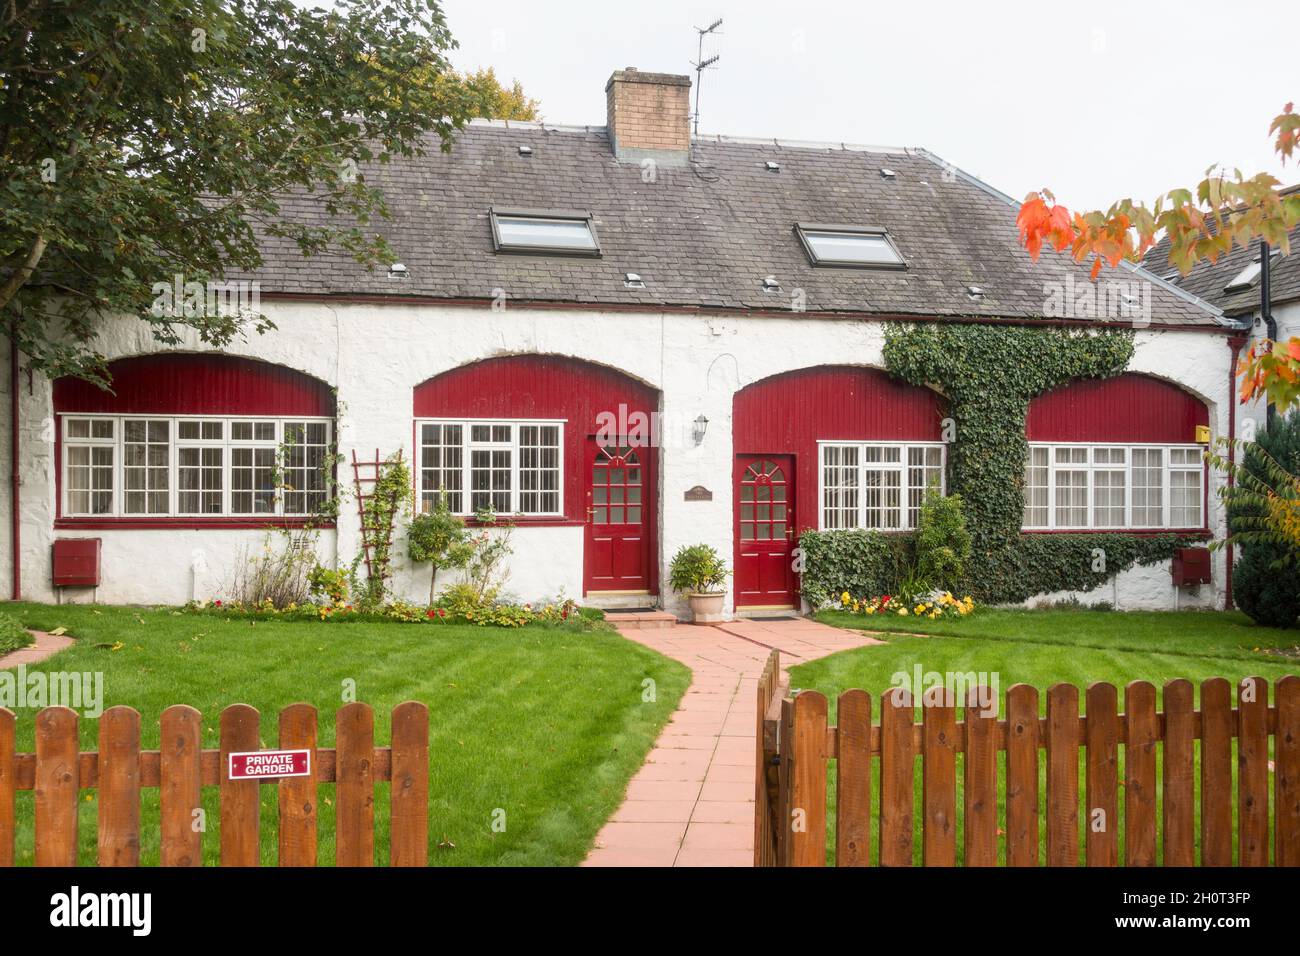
[627,506,641,523]
[741,522,755,539]
[609,507,624,523]
[593,507,607,523]
[610,487,625,504]
[742,486,754,501]
[773,521,786,538]
[593,487,607,504]
[742,504,754,520]
[757,523,771,540]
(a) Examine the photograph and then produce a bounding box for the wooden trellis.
[351,448,403,583]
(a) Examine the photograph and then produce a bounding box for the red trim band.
[54,518,334,531]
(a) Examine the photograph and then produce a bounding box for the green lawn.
[795,608,1300,865]
[1,603,689,867]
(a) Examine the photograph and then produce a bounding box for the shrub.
[407,494,475,605]
[668,544,729,594]
[0,612,33,655]
[307,564,349,605]
[1228,412,1300,628]
[913,486,971,593]
[229,535,316,609]
[798,529,912,608]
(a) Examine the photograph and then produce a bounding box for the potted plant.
[668,543,729,624]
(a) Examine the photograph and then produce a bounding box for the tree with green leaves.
[437,67,540,122]
[407,493,474,606]
[1,0,475,383]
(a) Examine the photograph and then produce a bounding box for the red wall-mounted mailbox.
[52,538,101,587]
[1171,547,1211,586]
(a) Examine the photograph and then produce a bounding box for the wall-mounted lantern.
[692,414,709,445]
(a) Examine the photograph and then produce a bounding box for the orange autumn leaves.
[1239,337,1300,409]
[1016,191,1144,279]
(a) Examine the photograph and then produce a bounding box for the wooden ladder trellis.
[351,448,403,583]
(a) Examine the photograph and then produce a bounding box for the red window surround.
[54,354,335,529]
[413,355,659,524]
[1026,372,1211,534]
[1027,373,1208,444]
[733,365,947,536]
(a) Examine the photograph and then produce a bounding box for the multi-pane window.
[281,421,330,515]
[818,442,946,531]
[416,420,564,516]
[1022,444,1204,530]
[60,416,332,518]
[122,419,170,515]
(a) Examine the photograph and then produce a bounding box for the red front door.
[584,439,655,594]
[734,455,798,608]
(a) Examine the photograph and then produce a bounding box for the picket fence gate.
[754,651,1300,867]
[0,701,429,866]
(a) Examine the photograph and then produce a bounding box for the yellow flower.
[898,608,908,616]
[841,592,851,605]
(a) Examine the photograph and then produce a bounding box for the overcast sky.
[431,0,1293,212]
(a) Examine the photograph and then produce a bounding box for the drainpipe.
[9,329,20,601]
[1224,334,1247,611]
[1260,240,1277,426]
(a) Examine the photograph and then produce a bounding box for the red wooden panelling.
[732,365,946,541]
[54,354,334,417]
[1027,373,1208,444]
[413,355,659,524]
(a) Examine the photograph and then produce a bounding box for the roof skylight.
[795,223,906,269]
[490,208,599,256]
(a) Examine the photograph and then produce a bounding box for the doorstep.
[603,610,678,629]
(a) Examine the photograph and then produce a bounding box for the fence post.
[1237,676,1269,866]
[219,703,261,867]
[1277,675,1300,867]
[1085,683,1118,867]
[98,705,142,867]
[34,706,79,867]
[1045,684,1079,867]
[1200,678,1233,866]
[1005,684,1039,867]
[963,686,997,867]
[278,703,318,867]
[836,689,872,867]
[788,690,827,866]
[879,686,914,866]
[336,702,375,867]
[0,708,13,867]
[1123,682,1158,866]
[160,705,203,867]
[922,685,957,866]
[1162,679,1195,866]
[390,701,429,867]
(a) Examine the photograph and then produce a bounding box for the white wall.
[3,303,1236,613]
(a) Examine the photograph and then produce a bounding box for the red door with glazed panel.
[734,455,798,608]
[584,439,655,594]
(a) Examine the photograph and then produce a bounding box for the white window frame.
[1022,442,1205,531]
[416,418,565,517]
[816,441,946,532]
[59,414,333,519]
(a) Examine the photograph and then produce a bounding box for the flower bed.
[838,590,976,620]
[185,596,602,630]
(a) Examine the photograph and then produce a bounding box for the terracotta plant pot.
[687,591,726,624]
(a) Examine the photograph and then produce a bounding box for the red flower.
[437,608,447,618]
[881,595,890,604]
[426,608,436,618]
[214,600,223,607]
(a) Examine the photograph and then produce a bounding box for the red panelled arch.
[732,365,948,535]
[53,353,334,416]
[412,354,659,522]
[1027,373,1208,443]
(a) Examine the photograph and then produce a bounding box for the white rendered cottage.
[1,69,1246,617]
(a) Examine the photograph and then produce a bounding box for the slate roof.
[1141,185,1300,317]
[234,119,1226,328]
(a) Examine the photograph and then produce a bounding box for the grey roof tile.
[231,122,1223,328]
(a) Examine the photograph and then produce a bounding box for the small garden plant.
[0,611,33,655]
[668,543,729,594]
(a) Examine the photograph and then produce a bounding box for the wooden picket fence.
[755,650,1300,867]
[0,701,429,867]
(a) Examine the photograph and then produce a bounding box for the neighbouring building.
[2,68,1249,616]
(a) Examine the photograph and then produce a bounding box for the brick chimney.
[605,68,692,165]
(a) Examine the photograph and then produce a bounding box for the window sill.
[461,516,584,528]
[54,517,335,531]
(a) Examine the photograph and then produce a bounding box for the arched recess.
[1024,372,1210,532]
[731,365,948,607]
[54,353,335,524]
[413,354,661,595]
